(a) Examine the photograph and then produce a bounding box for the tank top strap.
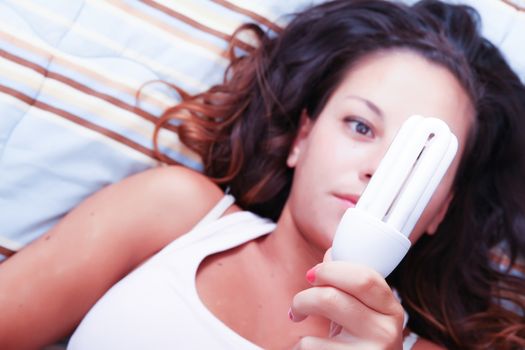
[193,194,235,230]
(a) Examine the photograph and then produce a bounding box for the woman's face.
[285,50,474,251]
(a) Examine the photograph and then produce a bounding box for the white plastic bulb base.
[331,207,411,278]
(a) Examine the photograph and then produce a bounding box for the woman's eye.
[346,118,374,138]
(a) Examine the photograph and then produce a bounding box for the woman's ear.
[287,110,313,168]
[426,193,453,235]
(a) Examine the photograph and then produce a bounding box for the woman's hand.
[289,255,405,349]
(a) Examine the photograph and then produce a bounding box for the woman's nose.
[357,143,390,184]
[358,165,374,183]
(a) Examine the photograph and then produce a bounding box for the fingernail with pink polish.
[305,266,317,284]
[288,308,297,322]
[329,322,343,338]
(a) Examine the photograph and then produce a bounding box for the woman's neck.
[196,204,331,348]
[256,205,325,285]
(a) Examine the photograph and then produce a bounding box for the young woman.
[1,1,524,349]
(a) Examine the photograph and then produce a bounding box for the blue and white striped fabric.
[0,0,305,250]
[0,0,524,253]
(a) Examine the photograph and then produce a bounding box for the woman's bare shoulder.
[99,165,225,238]
[0,166,224,348]
[123,165,223,205]
[37,165,225,263]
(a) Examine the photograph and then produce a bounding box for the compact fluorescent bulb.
[331,115,458,277]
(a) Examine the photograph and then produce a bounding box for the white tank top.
[67,195,418,349]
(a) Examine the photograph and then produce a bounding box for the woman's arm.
[0,166,223,350]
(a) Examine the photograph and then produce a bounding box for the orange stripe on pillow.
[140,0,254,53]
[0,84,179,164]
[0,48,181,134]
[0,30,182,113]
[489,248,525,275]
[211,0,282,34]
[501,0,525,12]
[105,0,231,59]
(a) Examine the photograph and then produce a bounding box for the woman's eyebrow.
[346,95,384,119]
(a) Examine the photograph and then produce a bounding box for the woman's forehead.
[329,50,475,139]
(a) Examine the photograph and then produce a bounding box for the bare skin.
[197,50,472,349]
[0,166,222,349]
[0,50,473,349]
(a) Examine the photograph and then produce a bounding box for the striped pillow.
[0,0,308,251]
[0,0,524,256]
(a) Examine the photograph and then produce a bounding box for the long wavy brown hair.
[154,0,525,348]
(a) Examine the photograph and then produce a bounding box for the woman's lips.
[334,194,359,208]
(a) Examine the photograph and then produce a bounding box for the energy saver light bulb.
[331,115,458,277]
